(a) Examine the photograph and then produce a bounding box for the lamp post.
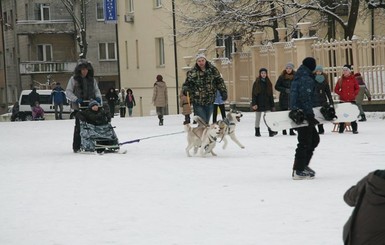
[172,0,179,113]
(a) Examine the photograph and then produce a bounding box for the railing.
[19,61,77,74]
[15,19,75,34]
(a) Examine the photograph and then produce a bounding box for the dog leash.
[119,131,185,145]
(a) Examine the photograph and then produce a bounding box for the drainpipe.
[172,0,179,113]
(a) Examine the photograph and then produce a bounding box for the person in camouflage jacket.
[182,53,227,124]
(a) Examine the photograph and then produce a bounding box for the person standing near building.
[290,57,319,180]
[313,65,334,134]
[118,88,126,118]
[125,88,136,117]
[50,82,67,120]
[354,72,372,122]
[334,64,360,134]
[251,68,277,137]
[66,59,102,153]
[182,53,227,124]
[152,75,168,126]
[28,88,40,108]
[275,62,296,136]
[105,87,118,118]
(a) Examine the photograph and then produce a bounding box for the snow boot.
[317,124,324,134]
[359,114,366,122]
[255,127,261,137]
[268,128,277,137]
[282,130,287,135]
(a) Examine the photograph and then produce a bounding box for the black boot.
[289,129,296,135]
[359,114,366,122]
[317,124,324,135]
[351,121,358,134]
[268,128,277,137]
[282,130,287,135]
[338,123,345,133]
[158,115,164,126]
[183,115,190,125]
[255,127,261,137]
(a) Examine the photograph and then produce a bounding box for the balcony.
[15,19,75,34]
[19,61,77,74]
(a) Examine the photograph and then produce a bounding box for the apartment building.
[0,0,119,113]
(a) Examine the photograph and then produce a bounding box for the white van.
[14,90,73,121]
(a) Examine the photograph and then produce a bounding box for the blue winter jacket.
[290,65,316,116]
[51,86,67,105]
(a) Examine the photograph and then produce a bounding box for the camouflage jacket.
[182,62,227,106]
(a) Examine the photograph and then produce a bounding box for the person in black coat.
[105,87,118,118]
[28,88,40,108]
[289,57,320,180]
[251,68,277,137]
[275,62,296,136]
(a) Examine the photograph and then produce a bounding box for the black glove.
[289,109,305,125]
[306,114,319,126]
[221,92,228,101]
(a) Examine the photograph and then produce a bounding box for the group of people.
[105,87,136,118]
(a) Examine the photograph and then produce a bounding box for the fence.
[212,23,385,105]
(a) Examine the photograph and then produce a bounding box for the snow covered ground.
[0,111,384,245]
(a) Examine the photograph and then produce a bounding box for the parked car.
[13,90,73,121]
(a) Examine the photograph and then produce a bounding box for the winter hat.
[88,100,100,109]
[302,57,316,71]
[314,65,323,72]
[259,68,268,74]
[156,75,163,82]
[343,64,352,71]
[195,53,207,61]
[286,62,295,70]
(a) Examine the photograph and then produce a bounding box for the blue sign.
[104,0,117,23]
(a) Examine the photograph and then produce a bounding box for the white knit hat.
[195,53,207,61]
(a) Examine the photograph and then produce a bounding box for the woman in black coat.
[275,63,296,136]
[105,87,118,118]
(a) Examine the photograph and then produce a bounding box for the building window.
[99,43,117,60]
[96,0,104,20]
[34,3,50,21]
[37,44,52,61]
[155,0,162,8]
[155,38,165,66]
[126,0,134,13]
[216,34,233,59]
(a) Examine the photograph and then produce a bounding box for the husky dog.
[184,116,221,157]
[217,109,245,149]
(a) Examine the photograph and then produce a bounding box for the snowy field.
[0,111,384,245]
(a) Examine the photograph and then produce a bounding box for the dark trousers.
[108,102,115,118]
[119,107,126,117]
[213,104,226,123]
[73,110,81,151]
[293,126,320,171]
[54,103,63,119]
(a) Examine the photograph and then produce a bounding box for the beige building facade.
[118,0,385,116]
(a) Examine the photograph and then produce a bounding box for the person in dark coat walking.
[105,87,118,118]
[275,62,296,136]
[251,68,277,137]
[313,65,334,134]
[290,57,320,180]
[50,83,67,120]
[343,170,385,245]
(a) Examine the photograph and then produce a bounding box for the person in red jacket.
[334,64,360,134]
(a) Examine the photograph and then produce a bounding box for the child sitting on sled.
[76,100,111,126]
[32,101,45,120]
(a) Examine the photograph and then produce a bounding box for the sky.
[0,111,384,245]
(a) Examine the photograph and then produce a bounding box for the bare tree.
[60,0,88,59]
[175,0,371,46]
